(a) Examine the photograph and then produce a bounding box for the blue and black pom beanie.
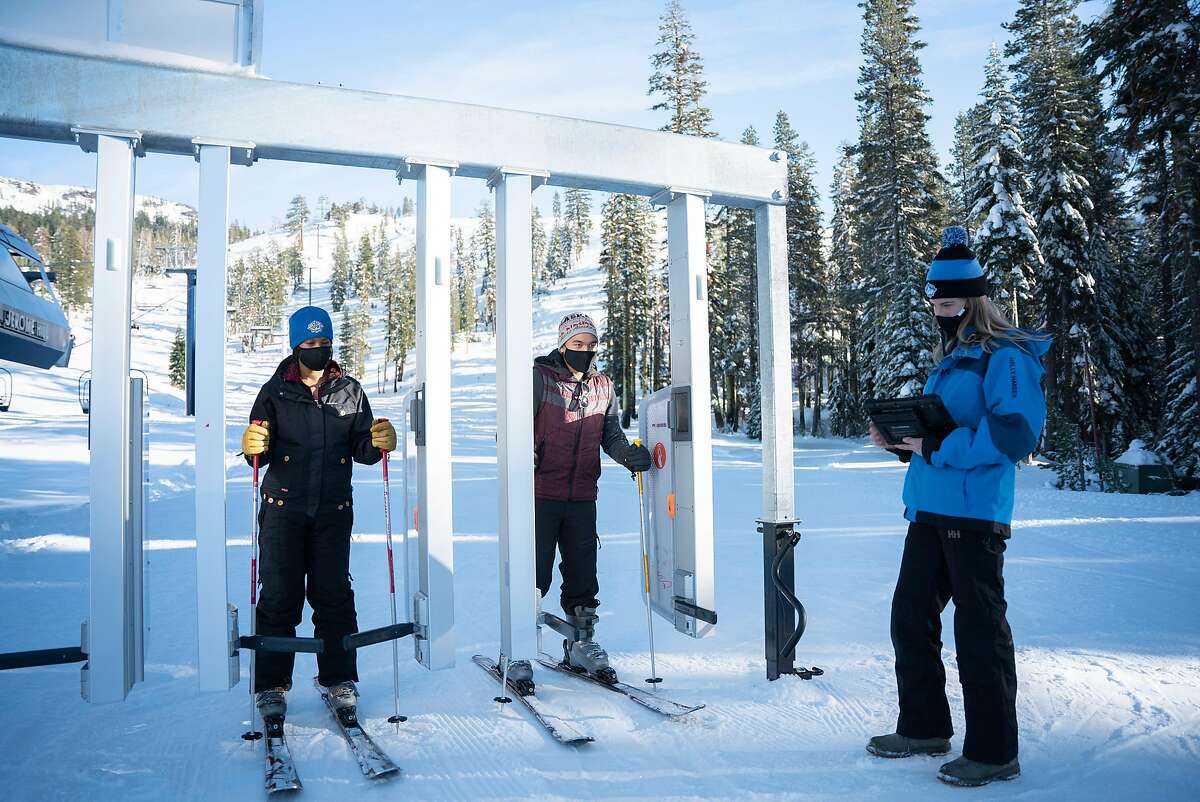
[925,226,987,300]
[288,306,334,349]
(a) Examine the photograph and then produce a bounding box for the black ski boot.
[562,606,618,685]
[504,658,536,696]
[256,688,288,738]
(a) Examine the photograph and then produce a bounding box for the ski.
[314,678,401,780]
[262,715,303,794]
[472,655,594,746]
[536,656,705,717]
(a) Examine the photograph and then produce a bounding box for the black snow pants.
[535,498,599,616]
[891,521,1019,765]
[254,498,359,691]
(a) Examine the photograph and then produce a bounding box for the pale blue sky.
[0,0,1105,229]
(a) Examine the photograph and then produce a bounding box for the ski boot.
[866,732,951,758]
[504,658,535,696]
[323,680,360,727]
[563,606,618,685]
[255,687,288,738]
[938,756,1021,787]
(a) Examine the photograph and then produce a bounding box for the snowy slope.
[0,175,196,225]
[0,207,1198,801]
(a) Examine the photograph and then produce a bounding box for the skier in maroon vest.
[509,312,651,687]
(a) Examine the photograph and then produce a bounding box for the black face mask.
[935,313,964,340]
[562,347,597,375]
[295,345,332,371]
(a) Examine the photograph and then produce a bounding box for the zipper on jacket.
[564,379,585,501]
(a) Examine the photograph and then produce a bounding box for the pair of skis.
[472,654,704,746]
[261,679,401,795]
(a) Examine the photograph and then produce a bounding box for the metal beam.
[0,43,786,208]
[412,160,455,670]
[195,144,235,692]
[85,130,138,703]
[664,191,715,638]
[755,203,795,524]
[493,170,537,665]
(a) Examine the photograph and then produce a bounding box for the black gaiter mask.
[935,313,964,340]
[562,348,597,375]
[295,345,332,371]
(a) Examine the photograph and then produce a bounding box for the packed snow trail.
[1,212,1198,800]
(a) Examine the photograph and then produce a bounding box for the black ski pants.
[535,498,599,616]
[891,521,1019,764]
[254,499,359,691]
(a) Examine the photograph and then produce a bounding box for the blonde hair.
[934,296,1047,361]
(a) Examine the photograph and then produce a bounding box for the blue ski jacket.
[900,331,1050,536]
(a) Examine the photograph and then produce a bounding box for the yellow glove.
[370,418,397,452]
[241,420,269,456]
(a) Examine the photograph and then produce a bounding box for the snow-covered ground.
[0,210,1198,801]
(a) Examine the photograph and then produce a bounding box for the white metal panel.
[413,162,455,670]
[494,171,537,663]
[0,43,786,208]
[665,191,715,638]
[86,132,138,703]
[638,389,675,620]
[755,204,795,523]
[194,143,235,692]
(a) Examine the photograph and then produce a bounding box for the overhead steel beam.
[0,43,787,208]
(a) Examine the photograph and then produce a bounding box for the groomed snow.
[0,210,1197,801]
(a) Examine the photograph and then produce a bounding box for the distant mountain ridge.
[0,175,195,225]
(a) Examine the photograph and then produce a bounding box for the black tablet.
[865,395,957,445]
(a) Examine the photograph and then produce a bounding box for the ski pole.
[379,432,407,728]
[633,438,662,686]
[242,424,264,742]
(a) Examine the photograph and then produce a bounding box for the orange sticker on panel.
[667,493,676,519]
[653,442,667,469]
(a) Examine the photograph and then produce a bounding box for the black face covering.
[935,313,964,340]
[295,344,332,371]
[562,347,597,375]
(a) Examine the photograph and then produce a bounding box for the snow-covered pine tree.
[330,223,351,312]
[452,226,477,339]
[545,191,569,283]
[386,246,416,388]
[169,327,186,389]
[1006,0,1104,438]
[564,189,592,263]
[531,206,548,295]
[355,232,375,302]
[949,105,985,234]
[855,0,947,399]
[472,202,497,331]
[285,194,308,252]
[337,303,357,374]
[600,193,656,426]
[1087,0,1200,479]
[826,143,869,437]
[774,112,828,436]
[968,43,1042,326]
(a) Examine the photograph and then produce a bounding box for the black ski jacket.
[245,356,380,516]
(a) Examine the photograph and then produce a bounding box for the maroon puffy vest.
[534,363,614,502]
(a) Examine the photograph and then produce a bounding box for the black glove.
[622,443,652,473]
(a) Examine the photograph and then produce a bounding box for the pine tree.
[949,105,985,232]
[564,189,592,263]
[968,44,1042,325]
[648,0,715,138]
[775,111,828,436]
[826,143,869,437]
[337,304,357,374]
[1087,0,1200,478]
[169,327,187,389]
[330,223,351,312]
[531,206,548,294]
[285,194,309,252]
[355,232,375,302]
[601,193,656,426]
[545,192,571,283]
[472,202,497,331]
[855,0,947,399]
[452,226,477,339]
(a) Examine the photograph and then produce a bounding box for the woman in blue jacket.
[866,227,1049,788]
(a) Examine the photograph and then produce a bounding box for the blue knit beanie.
[288,306,334,349]
[925,226,987,299]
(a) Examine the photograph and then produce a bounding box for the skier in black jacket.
[239,305,396,721]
